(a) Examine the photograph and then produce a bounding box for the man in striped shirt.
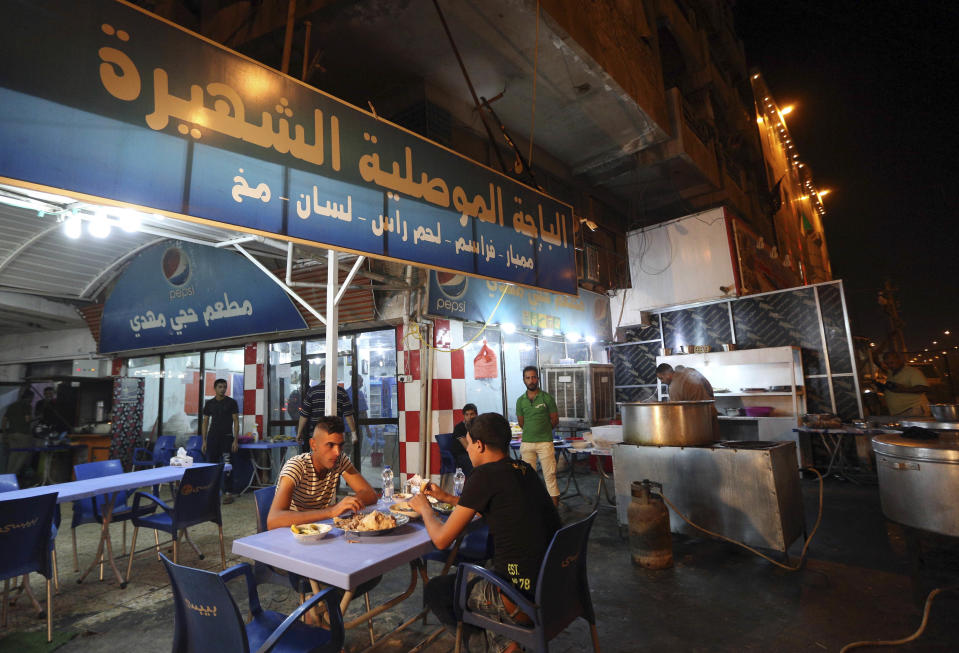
[267,415,377,528]
[297,366,357,455]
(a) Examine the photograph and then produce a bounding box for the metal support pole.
[325,249,339,416]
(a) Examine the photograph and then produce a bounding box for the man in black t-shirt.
[449,402,477,475]
[201,378,239,503]
[412,412,560,653]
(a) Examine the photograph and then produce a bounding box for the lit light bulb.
[88,215,111,238]
[502,322,517,335]
[541,328,555,337]
[63,214,82,239]
[585,336,597,344]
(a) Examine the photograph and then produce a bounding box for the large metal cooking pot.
[930,404,959,422]
[621,400,716,446]
[872,433,959,537]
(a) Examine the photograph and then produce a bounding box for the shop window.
[128,356,160,439]
[354,329,399,488]
[268,340,303,439]
[537,336,566,366]
[462,326,503,416]
[161,352,200,437]
[202,348,245,422]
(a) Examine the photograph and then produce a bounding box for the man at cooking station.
[656,363,720,437]
[412,412,561,653]
[879,351,931,416]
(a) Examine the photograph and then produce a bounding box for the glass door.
[353,329,399,488]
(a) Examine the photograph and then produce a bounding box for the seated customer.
[450,403,478,475]
[267,415,377,529]
[412,413,561,653]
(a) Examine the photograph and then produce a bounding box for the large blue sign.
[427,272,612,341]
[100,241,307,352]
[0,0,576,295]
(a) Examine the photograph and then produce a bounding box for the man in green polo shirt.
[516,365,560,506]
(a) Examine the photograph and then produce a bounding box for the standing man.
[2,388,35,476]
[880,352,930,416]
[656,363,720,439]
[413,413,560,653]
[202,378,239,504]
[450,403,478,475]
[515,366,560,507]
[297,365,357,455]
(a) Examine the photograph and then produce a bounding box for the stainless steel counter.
[612,441,805,553]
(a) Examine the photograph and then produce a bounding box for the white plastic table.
[1,463,228,587]
[233,508,470,649]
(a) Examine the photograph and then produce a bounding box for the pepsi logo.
[435,272,468,299]
[161,247,191,287]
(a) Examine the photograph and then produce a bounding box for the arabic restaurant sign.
[427,271,612,341]
[0,0,577,295]
[99,240,307,353]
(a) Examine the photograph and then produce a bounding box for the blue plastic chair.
[185,436,205,463]
[435,433,457,476]
[0,474,59,592]
[161,554,344,653]
[252,486,311,597]
[132,435,176,469]
[0,473,18,493]
[0,492,59,642]
[454,511,600,653]
[125,464,225,583]
[423,520,493,572]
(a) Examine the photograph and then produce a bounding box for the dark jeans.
[206,434,233,493]
[424,573,524,653]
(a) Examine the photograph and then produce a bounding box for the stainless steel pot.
[872,433,959,537]
[621,400,717,446]
[931,404,959,422]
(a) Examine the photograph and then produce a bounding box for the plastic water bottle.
[453,467,466,497]
[381,465,394,501]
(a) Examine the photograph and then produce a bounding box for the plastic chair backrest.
[185,435,204,462]
[153,435,176,465]
[0,473,18,493]
[435,433,457,475]
[253,486,275,533]
[161,554,251,652]
[74,459,130,515]
[0,492,58,581]
[535,511,598,640]
[174,464,223,526]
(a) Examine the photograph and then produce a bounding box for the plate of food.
[290,522,333,542]
[389,501,420,519]
[394,492,414,501]
[334,510,409,537]
[432,501,455,514]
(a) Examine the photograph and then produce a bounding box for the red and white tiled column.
[244,342,266,440]
[397,319,467,486]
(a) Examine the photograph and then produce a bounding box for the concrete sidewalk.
[2,474,959,652]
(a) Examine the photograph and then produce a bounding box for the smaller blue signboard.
[99,240,307,352]
[426,272,612,341]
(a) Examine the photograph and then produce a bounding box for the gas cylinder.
[627,479,673,569]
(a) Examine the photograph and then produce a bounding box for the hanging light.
[541,328,555,337]
[501,322,517,335]
[63,213,82,239]
[88,214,111,238]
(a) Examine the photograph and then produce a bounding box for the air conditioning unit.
[541,363,615,429]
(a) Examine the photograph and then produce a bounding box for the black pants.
[206,434,233,493]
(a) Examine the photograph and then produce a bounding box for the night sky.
[736,2,958,353]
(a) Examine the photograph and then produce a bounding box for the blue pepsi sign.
[427,272,612,341]
[0,0,576,295]
[99,240,307,352]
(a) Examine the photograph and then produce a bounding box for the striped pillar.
[243,342,266,439]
